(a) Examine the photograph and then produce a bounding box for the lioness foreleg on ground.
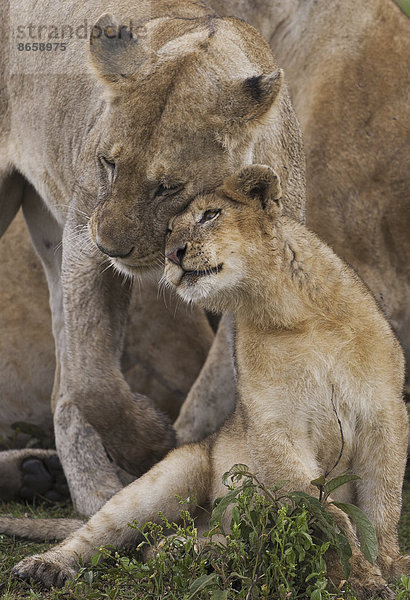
[53,211,176,514]
[15,186,175,515]
[12,440,212,588]
[20,187,130,514]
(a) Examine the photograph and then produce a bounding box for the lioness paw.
[13,553,76,588]
[20,456,69,503]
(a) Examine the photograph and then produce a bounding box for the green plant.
[395,574,410,599]
[80,465,378,599]
[394,0,410,18]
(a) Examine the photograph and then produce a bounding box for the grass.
[395,0,410,18]
[399,461,410,554]
[0,465,409,600]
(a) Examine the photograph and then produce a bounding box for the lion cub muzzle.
[165,234,224,288]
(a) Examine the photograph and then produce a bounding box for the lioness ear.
[221,70,284,124]
[89,13,146,85]
[223,165,282,216]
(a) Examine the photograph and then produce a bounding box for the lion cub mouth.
[181,263,224,280]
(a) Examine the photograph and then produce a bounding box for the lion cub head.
[164,165,282,307]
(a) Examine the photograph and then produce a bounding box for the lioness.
[210,0,410,394]
[5,166,408,598]
[0,0,305,513]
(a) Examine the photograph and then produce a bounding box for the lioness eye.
[199,209,221,224]
[100,156,116,174]
[155,183,183,198]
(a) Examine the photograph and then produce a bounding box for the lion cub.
[9,166,408,597]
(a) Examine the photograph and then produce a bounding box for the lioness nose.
[96,241,134,259]
[166,244,187,266]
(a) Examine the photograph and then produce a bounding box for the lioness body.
[6,167,408,597]
[0,0,305,512]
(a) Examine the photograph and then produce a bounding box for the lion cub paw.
[13,552,76,588]
[349,572,394,599]
[390,554,410,578]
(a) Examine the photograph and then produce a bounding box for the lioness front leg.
[57,219,175,510]
[13,441,212,588]
[175,312,236,444]
[21,192,129,515]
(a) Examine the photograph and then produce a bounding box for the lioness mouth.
[182,264,223,279]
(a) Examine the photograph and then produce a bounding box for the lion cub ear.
[89,13,146,86]
[223,165,282,216]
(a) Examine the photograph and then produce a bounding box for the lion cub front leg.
[13,441,212,588]
[351,403,410,580]
[249,432,393,599]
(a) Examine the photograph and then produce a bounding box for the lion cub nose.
[166,244,187,266]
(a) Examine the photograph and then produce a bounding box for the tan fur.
[0,212,54,447]
[209,0,410,394]
[6,166,408,598]
[0,0,305,513]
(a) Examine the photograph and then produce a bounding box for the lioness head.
[164,164,282,307]
[82,9,303,276]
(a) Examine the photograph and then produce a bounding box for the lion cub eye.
[199,209,221,224]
